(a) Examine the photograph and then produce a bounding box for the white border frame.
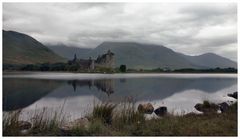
[0,0,239,138]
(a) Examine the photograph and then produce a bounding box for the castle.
[68,50,115,71]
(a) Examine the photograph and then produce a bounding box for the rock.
[18,121,32,130]
[228,92,237,99]
[60,117,89,133]
[154,106,167,116]
[137,103,154,114]
[194,101,219,114]
[219,102,230,113]
[194,103,203,112]
[74,117,90,128]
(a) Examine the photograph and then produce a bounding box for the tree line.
[3,63,237,73]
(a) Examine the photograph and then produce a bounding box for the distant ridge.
[47,41,237,69]
[180,52,237,69]
[87,41,237,69]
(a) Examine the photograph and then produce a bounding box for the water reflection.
[3,78,63,111]
[3,73,237,119]
[68,79,114,96]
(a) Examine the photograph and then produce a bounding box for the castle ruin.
[68,50,115,71]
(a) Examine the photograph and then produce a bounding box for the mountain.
[10,32,236,69]
[47,44,92,60]
[180,53,237,69]
[3,30,66,65]
[87,42,198,69]
[86,41,237,69]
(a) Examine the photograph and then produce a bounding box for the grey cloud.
[180,3,236,16]
[196,36,237,48]
[2,3,237,61]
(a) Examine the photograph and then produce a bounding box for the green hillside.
[3,30,66,65]
[46,41,237,70]
[87,42,197,69]
[87,42,237,69]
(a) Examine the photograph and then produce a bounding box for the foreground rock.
[194,101,219,114]
[18,121,32,130]
[60,117,89,133]
[218,102,230,113]
[138,103,154,114]
[228,92,237,99]
[154,106,167,116]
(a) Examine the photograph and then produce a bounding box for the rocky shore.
[3,91,238,136]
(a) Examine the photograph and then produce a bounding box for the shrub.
[119,65,127,72]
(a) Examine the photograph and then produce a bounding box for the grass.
[3,101,238,136]
[3,110,22,136]
[91,103,116,124]
[3,107,66,136]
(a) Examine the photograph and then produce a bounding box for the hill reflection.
[3,75,237,111]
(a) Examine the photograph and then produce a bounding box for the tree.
[119,65,127,72]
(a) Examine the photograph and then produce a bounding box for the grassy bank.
[3,102,237,136]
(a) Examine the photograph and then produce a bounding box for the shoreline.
[3,72,237,81]
[3,70,238,74]
[3,99,237,136]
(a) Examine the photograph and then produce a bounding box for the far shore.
[3,70,238,74]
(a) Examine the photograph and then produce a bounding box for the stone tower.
[73,54,77,62]
[105,50,114,68]
[89,57,95,70]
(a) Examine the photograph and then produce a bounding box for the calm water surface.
[3,72,237,120]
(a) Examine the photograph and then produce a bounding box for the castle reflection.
[68,79,115,96]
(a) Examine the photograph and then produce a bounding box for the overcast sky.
[3,3,237,61]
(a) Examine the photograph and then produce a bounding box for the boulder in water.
[138,103,154,114]
[219,102,230,113]
[228,92,237,99]
[154,106,167,116]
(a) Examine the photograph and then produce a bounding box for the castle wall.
[69,50,114,71]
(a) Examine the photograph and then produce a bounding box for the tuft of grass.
[30,108,65,135]
[88,119,110,136]
[3,110,22,136]
[226,101,237,113]
[3,107,66,136]
[112,102,145,129]
[92,103,116,124]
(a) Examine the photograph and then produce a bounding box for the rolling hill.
[88,42,198,69]
[47,41,237,69]
[87,42,237,69]
[3,30,66,65]
[180,53,237,69]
